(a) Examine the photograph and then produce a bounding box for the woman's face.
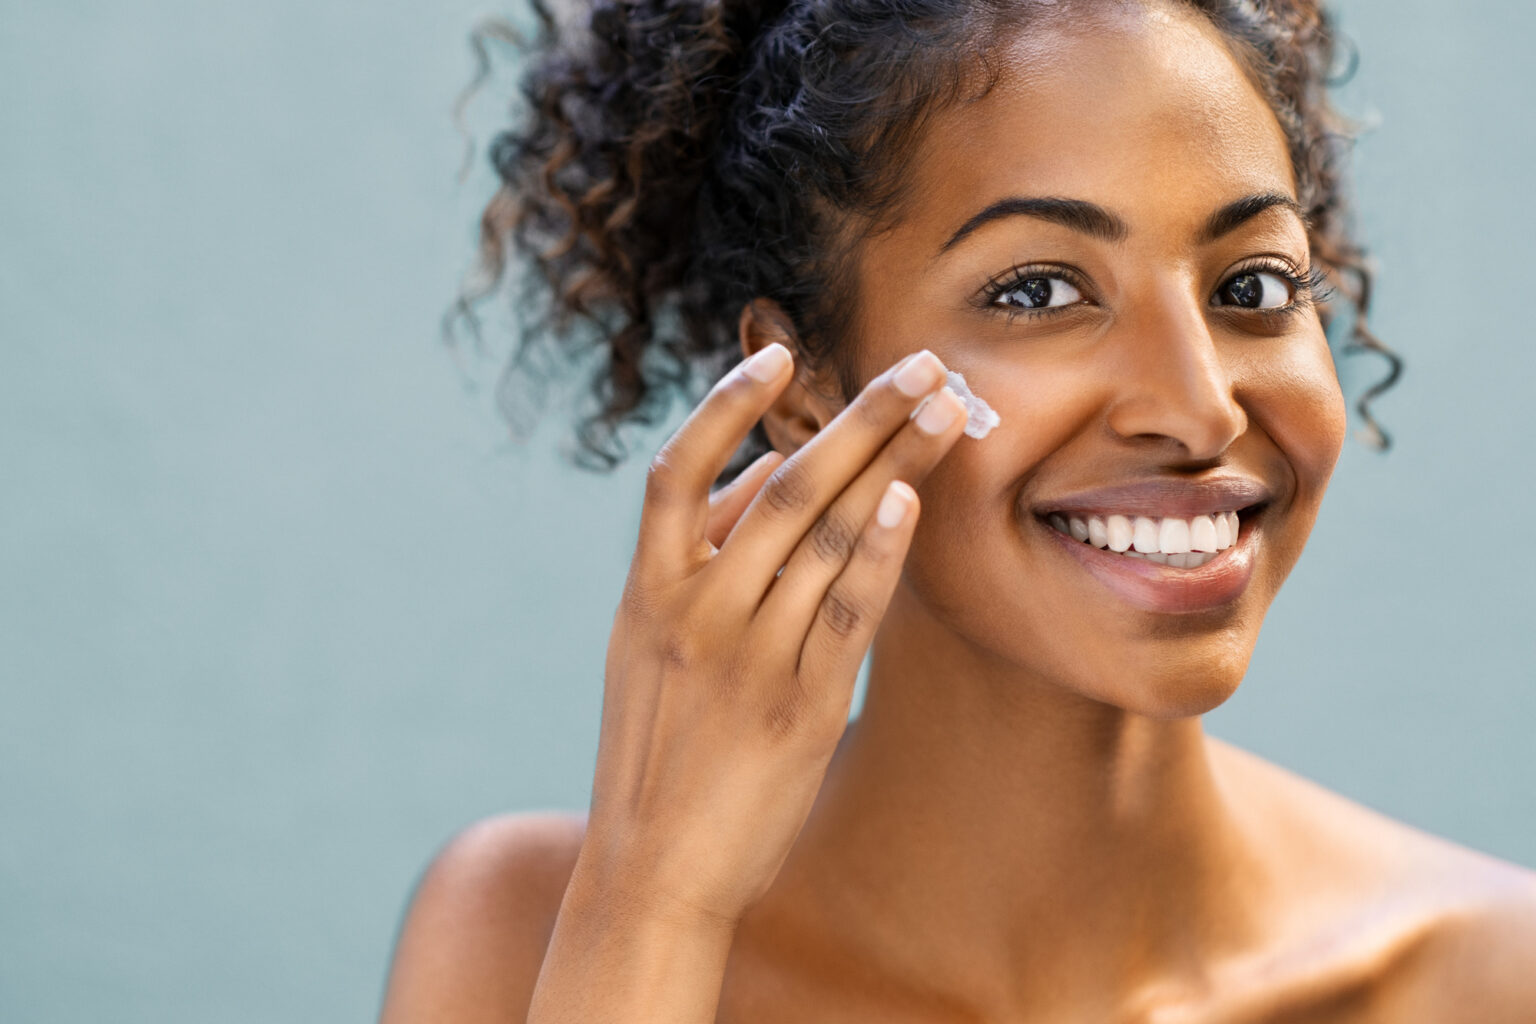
[840,4,1347,715]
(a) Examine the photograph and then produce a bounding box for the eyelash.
[979,260,1333,324]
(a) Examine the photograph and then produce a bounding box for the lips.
[1030,476,1272,614]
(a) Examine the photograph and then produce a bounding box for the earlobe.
[737,298,840,455]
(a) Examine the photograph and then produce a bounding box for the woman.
[382,0,1536,1019]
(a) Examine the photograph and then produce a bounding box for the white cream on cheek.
[945,370,1000,439]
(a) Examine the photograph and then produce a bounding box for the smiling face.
[802,3,1348,716]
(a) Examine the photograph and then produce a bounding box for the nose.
[1102,285,1247,461]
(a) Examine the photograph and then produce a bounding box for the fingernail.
[913,387,962,434]
[876,481,911,528]
[893,350,943,398]
[742,343,792,383]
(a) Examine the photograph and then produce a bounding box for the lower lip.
[1038,514,1260,614]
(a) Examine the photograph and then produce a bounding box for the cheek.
[900,346,1124,534]
[911,354,1118,511]
[1238,330,1348,502]
[897,358,1101,580]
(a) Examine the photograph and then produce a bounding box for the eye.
[992,274,1084,310]
[1215,270,1291,310]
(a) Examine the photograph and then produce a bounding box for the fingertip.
[741,342,794,384]
[875,479,916,529]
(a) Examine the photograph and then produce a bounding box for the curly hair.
[448,0,1402,477]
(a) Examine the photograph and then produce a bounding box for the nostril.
[1102,354,1246,458]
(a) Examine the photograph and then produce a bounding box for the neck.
[755,586,1276,1017]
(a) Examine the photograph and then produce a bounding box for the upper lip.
[1033,475,1274,519]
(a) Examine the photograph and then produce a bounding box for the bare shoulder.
[1381,859,1536,1022]
[1209,736,1536,1021]
[378,809,590,1024]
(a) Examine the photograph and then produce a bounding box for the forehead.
[900,3,1296,241]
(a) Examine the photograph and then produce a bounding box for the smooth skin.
[381,4,1536,1022]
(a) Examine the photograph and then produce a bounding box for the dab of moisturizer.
[945,370,1000,439]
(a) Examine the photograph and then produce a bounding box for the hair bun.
[455,0,789,466]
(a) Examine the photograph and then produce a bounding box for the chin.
[1097,658,1251,719]
[1030,620,1260,720]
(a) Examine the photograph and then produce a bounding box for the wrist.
[528,844,740,1023]
[566,841,744,937]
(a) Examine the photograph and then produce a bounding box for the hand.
[577,343,968,927]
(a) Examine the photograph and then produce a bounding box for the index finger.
[634,343,795,579]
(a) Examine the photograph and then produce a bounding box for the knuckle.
[759,459,815,520]
[657,629,702,672]
[645,449,681,501]
[760,675,809,739]
[819,586,865,640]
[807,508,858,565]
[654,623,747,694]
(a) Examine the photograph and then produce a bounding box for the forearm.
[526,860,739,1024]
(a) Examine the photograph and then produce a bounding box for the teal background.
[2,1,1532,1020]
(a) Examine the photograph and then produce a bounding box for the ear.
[738,298,843,456]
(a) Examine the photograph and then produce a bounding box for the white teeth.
[1214,513,1232,549]
[1087,516,1109,549]
[1106,515,1133,552]
[1190,515,1219,553]
[1158,518,1191,555]
[1047,507,1251,566]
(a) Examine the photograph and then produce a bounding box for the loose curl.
[448,0,1402,477]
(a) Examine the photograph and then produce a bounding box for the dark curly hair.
[447,0,1401,477]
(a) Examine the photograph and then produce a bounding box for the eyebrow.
[936,191,1307,255]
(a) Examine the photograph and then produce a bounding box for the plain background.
[3,1,1532,1020]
